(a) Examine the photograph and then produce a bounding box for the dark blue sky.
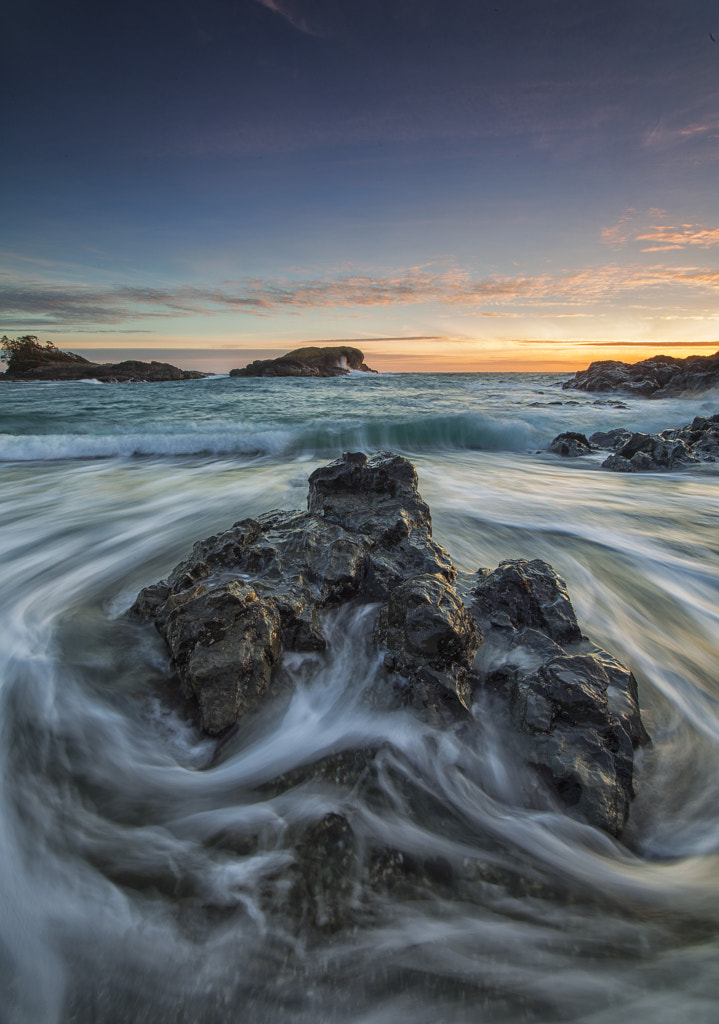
[2,0,718,370]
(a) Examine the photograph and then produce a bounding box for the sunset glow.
[2,0,718,373]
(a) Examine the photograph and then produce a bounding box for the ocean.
[2,371,719,1023]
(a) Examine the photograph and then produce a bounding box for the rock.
[472,559,582,645]
[4,356,208,382]
[162,581,282,735]
[469,560,648,837]
[374,573,480,716]
[230,345,378,378]
[549,416,719,473]
[548,432,593,457]
[130,452,649,837]
[600,431,700,472]
[131,452,459,732]
[588,428,632,449]
[288,812,357,933]
[562,351,719,397]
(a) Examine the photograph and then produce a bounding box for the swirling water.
[2,372,719,1023]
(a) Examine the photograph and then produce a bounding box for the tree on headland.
[1,335,89,374]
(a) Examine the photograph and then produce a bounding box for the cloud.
[600,210,637,250]
[518,340,719,348]
[635,224,719,252]
[4,262,719,329]
[601,211,719,253]
[644,121,719,150]
[253,0,318,36]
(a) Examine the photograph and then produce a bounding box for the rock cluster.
[131,452,648,841]
[230,345,377,378]
[562,351,719,397]
[550,415,719,471]
[4,358,207,382]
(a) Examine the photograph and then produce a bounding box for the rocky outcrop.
[549,414,719,471]
[562,351,719,397]
[131,452,649,840]
[3,358,207,382]
[472,560,649,836]
[229,345,377,378]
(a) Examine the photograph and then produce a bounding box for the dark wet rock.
[551,415,719,473]
[472,560,582,646]
[131,452,458,733]
[308,449,455,597]
[562,350,719,397]
[230,345,377,378]
[374,573,480,717]
[548,432,593,457]
[162,582,282,736]
[131,451,649,838]
[588,428,632,450]
[469,560,648,837]
[601,430,701,472]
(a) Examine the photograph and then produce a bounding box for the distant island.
[0,335,208,382]
[563,349,719,397]
[230,345,378,378]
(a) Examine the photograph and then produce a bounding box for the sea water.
[2,372,719,1023]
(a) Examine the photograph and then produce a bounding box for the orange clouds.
[3,260,719,329]
[636,224,719,251]
[602,210,719,252]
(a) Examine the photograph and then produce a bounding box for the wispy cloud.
[635,224,719,251]
[601,210,719,252]
[253,0,318,36]
[3,262,719,329]
[644,121,719,149]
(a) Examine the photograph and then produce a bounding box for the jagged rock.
[588,428,632,449]
[131,452,458,733]
[548,432,593,457]
[472,560,582,645]
[550,416,719,473]
[130,452,649,838]
[374,573,480,716]
[469,560,648,837]
[562,351,719,397]
[600,431,700,472]
[162,582,282,736]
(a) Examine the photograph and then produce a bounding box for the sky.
[2,0,719,373]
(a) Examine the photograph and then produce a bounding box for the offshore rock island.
[131,451,648,840]
[230,345,378,377]
[0,335,207,382]
[562,349,719,397]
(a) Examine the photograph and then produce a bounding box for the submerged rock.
[131,451,649,839]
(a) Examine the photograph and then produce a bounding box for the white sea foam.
[2,373,719,1022]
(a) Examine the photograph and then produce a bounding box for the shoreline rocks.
[562,350,719,397]
[230,345,377,378]
[131,451,649,838]
[550,414,719,472]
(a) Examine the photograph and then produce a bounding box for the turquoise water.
[2,373,719,1022]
